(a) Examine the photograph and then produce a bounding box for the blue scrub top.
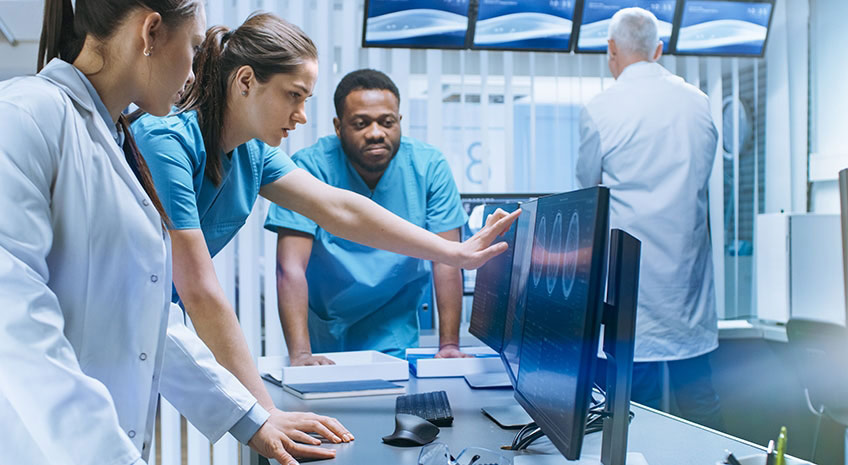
[264,135,467,357]
[131,110,296,301]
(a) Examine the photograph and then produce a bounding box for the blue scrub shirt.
[264,135,467,357]
[131,110,296,301]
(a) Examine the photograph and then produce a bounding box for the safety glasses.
[417,442,512,465]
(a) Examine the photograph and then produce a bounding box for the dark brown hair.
[38,0,200,225]
[178,13,317,186]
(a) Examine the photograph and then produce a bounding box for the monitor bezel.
[512,187,610,461]
[498,199,538,389]
[361,0,474,50]
[572,0,680,54]
[468,202,521,353]
[469,0,580,53]
[669,0,776,58]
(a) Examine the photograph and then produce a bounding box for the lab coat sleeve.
[0,103,142,464]
[158,303,264,443]
[576,106,603,188]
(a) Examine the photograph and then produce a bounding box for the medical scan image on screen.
[576,0,677,52]
[676,0,773,56]
[364,0,470,48]
[473,0,577,51]
[516,190,606,454]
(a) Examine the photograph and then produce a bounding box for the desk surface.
[253,375,769,465]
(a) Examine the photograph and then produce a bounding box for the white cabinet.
[756,213,846,325]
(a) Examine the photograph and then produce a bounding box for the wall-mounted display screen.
[363,0,471,49]
[472,0,578,52]
[674,0,774,56]
[575,0,677,53]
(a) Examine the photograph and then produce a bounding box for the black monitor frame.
[599,229,641,465]
[573,0,681,54]
[498,199,538,388]
[512,187,610,460]
[361,0,474,50]
[468,202,521,353]
[469,0,581,53]
[669,0,776,58]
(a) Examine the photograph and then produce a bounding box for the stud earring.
[241,91,247,96]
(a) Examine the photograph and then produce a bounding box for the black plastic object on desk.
[395,390,454,427]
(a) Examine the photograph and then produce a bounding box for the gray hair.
[608,7,660,61]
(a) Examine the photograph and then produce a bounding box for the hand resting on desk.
[289,353,336,366]
[248,408,355,464]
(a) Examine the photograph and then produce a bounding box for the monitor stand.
[513,452,648,465]
[481,403,532,429]
[598,229,641,465]
[465,372,512,389]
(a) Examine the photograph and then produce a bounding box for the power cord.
[504,385,635,451]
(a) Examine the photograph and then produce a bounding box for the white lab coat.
[0,59,258,464]
[577,61,719,362]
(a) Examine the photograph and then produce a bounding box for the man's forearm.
[277,270,313,357]
[433,263,464,347]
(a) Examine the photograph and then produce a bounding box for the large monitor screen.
[674,0,774,56]
[575,0,677,53]
[363,0,471,49]
[500,200,538,387]
[514,187,610,460]
[469,203,521,353]
[472,0,578,52]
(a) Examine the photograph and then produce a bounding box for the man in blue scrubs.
[264,69,469,365]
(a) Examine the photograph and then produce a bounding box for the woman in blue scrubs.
[132,11,518,449]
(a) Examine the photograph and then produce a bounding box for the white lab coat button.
[150,275,158,283]
[142,199,150,207]
[128,430,136,438]
[139,353,147,361]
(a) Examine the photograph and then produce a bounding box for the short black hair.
[333,69,401,118]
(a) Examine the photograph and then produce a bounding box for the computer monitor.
[470,0,578,52]
[575,0,677,53]
[513,187,610,460]
[672,0,775,57]
[500,199,538,388]
[461,193,549,295]
[469,203,521,353]
[839,169,848,323]
[362,0,472,49]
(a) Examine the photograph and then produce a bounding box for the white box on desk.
[406,346,504,378]
[258,350,409,384]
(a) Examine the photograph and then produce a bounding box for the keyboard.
[395,390,454,426]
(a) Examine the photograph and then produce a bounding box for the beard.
[339,131,400,174]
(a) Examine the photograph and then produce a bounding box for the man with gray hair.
[577,7,722,429]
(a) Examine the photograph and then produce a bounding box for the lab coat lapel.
[38,60,162,227]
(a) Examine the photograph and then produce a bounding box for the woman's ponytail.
[178,14,317,187]
[178,26,230,186]
[38,0,80,71]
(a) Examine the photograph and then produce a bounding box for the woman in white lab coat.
[0,1,342,464]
